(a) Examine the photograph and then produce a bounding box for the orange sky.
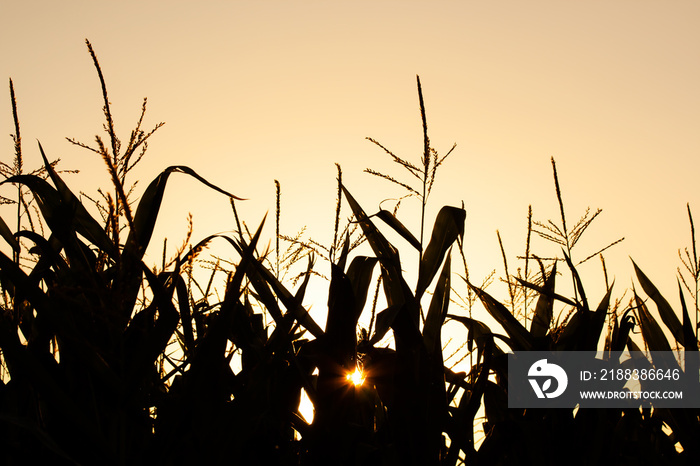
[1,1,699,347]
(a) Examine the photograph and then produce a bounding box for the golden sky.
[1,1,699,339]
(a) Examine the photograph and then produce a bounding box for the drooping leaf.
[375,209,422,250]
[124,165,243,260]
[416,206,465,301]
[516,276,577,307]
[447,314,493,354]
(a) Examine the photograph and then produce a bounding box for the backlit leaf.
[632,259,685,347]
[423,250,451,355]
[415,206,465,301]
[375,209,422,250]
[468,281,533,351]
[530,263,556,338]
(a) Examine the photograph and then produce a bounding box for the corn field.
[0,41,698,466]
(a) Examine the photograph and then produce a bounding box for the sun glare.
[346,368,365,386]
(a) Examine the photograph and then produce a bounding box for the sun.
[346,368,365,386]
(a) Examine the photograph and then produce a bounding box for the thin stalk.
[275,180,280,278]
[417,75,431,326]
[523,205,532,326]
[9,79,22,264]
[417,75,430,265]
[497,230,515,314]
[551,157,578,302]
[331,163,342,263]
[231,198,243,241]
[688,203,699,339]
[456,211,475,372]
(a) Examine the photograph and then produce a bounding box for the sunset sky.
[1,1,699,342]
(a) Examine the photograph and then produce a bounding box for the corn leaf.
[677,280,698,351]
[447,314,493,353]
[0,215,20,253]
[423,250,451,355]
[375,209,422,250]
[342,186,417,330]
[336,231,351,272]
[345,256,379,318]
[325,262,357,368]
[416,206,465,301]
[294,255,315,305]
[252,259,324,339]
[632,259,685,347]
[562,249,588,311]
[586,283,614,349]
[38,142,117,258]
[515,276,577,308]
[468,281,533,351]
[16,230,69,277]
[634,291,673,352]
[369,303,403,345]
[530,263,556,338]
[125,165,243,260]
[342,186,399,266]
[611,308,635,353]
[174,273,196,353]
[2,174,116,259]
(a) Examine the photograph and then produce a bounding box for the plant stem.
[417,76,429,262]
[10,78,22,264]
